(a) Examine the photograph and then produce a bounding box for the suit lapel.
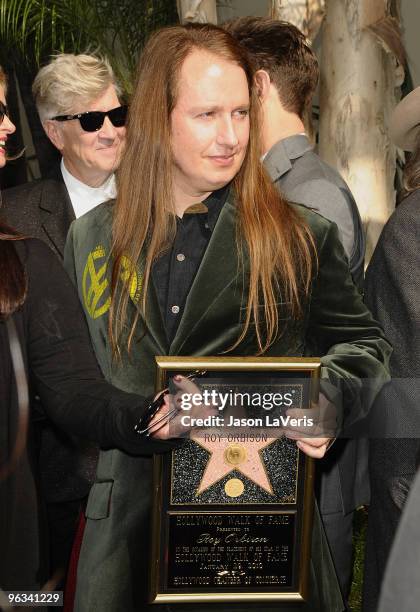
[144,278,169,355]
[39,171,75,257]
[170,197,246,355]
[119,250,169,355]
[125,195,247,356]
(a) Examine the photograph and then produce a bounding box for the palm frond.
[0,0,179,92]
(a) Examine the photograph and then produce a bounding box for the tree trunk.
[269,0,326,141]
[177,0,218,23]
[269,0,325,40]
[319,0,401,260]
[216,0,234,24]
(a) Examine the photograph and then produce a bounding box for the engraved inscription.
[167,513,294,589]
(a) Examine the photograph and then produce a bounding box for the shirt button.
[176,253,186,262]
[171,305,180,314]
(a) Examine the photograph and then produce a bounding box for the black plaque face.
[150,357,319,604]
[167,512,295,591]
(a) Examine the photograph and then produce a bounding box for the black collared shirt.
[152,184,230,343]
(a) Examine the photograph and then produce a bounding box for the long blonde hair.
[110,24,315,355]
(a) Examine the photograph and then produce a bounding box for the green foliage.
[0,0,179,93]
[0,1,90,65]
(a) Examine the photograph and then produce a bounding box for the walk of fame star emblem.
[191,434,277,496]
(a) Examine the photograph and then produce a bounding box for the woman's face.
[0,84,16,168]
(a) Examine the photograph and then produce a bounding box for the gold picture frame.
[149,356,320,604]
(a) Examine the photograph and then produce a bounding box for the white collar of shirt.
[60,158,117,219]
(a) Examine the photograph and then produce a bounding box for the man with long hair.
[65,24,390,611]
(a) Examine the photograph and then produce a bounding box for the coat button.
[171,305,180,314]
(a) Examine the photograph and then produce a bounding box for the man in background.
[226,17,364,291]
[2,53,126,257]
[0,53,126,580]
[227,16,366,603]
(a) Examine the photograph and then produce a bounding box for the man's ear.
[43,120,65,152]
[254,69,271,102]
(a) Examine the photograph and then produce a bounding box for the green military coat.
[64,195,390,612]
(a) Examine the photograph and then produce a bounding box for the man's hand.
[149,375,216,439]
[283,393,337,459]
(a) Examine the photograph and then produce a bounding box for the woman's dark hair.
[0,67,26,317]
[0,221,27,318]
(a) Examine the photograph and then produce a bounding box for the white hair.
[33,53,122,122]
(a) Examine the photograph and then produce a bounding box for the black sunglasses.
[51,104,128,132]
[0,101,9,124]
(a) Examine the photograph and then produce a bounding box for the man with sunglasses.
[0,53,126,583]
[2,53,126,257]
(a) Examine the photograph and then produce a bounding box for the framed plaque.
[149,356,320,604]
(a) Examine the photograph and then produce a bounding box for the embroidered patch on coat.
[82,246,141,319]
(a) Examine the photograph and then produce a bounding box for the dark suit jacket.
[0,239,163,590]
[363,189,420,612]
[0,169,94,505]
[377,467,420,612]
[0,165,75,258]
[264,135,368,515]
[64,195,390,612]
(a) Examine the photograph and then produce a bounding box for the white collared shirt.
[60,159,117,219]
